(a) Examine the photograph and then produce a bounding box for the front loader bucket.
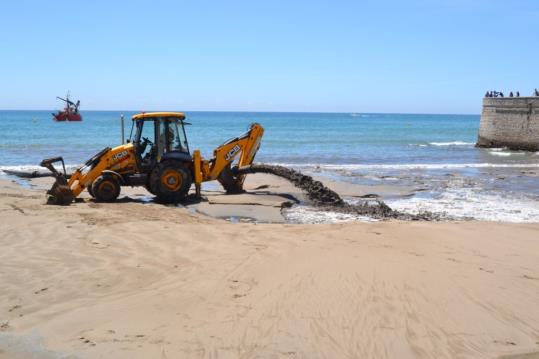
[46,180,74,205]
[40,157,74,205]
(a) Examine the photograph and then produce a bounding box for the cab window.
[158,118,189,154]
[137,120,156,159]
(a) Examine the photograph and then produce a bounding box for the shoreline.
[1,177,539,358]
[2,110,538,223]
[3,156,539,224]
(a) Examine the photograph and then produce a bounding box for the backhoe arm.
[192,123,264,195]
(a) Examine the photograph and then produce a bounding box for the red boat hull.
[53,111,82,121]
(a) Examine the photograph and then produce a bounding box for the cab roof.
[132,112,186,120]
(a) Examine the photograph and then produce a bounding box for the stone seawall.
[476,97,539,151]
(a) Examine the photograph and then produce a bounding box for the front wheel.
[92,175,121,202]
[150,161,192,203]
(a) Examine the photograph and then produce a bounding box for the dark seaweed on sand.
[238,164,441,221]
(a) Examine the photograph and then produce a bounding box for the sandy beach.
[1,176,539,359]
[2,1,539,357]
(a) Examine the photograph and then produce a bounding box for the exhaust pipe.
[120,114,125,144]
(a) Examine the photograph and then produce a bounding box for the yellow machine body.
[41,112,264,204]
[66,143,136,197]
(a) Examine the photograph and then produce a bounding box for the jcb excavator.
[40,112,264,205]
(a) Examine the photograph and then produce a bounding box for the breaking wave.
[0,164,80,176]
[269,162,539,171]
[488,150,526,157]
[428,141,475,146]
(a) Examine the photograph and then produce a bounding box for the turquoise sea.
[0,110,483,166]
[1,110,538,222]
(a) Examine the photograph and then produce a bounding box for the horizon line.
[0,109,480,116]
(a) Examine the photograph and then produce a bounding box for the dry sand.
[1,176,539,359]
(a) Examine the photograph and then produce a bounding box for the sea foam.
[283,206,377,224]
[387,188,539,223]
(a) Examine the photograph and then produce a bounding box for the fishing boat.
[52,92,82,121]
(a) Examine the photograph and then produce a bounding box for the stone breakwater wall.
[476,97,539,151]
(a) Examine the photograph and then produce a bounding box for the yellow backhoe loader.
[40,112,264,205]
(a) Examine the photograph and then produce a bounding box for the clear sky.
[1,0,538,113]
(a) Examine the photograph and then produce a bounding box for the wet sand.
[1,176,539,358]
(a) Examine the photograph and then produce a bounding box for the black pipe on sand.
[236,164,439,221]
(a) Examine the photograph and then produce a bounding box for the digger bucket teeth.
[40,156,74,205]
[46,182,74,205]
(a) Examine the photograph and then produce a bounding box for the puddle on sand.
[222,216,259,224]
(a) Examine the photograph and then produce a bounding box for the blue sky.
[0,0,538,113]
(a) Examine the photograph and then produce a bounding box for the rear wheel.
[87,183,95,198]
[150,160,192,203]
[92,175,121,202]
[144,182,156,195]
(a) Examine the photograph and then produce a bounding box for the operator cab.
[130,112,192,171]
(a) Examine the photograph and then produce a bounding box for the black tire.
[149,160,192,203]
[87,183,95,198]
[144,182,156,195]
[92,175,121,202]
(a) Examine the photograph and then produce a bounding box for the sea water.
[1,110,538,222]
